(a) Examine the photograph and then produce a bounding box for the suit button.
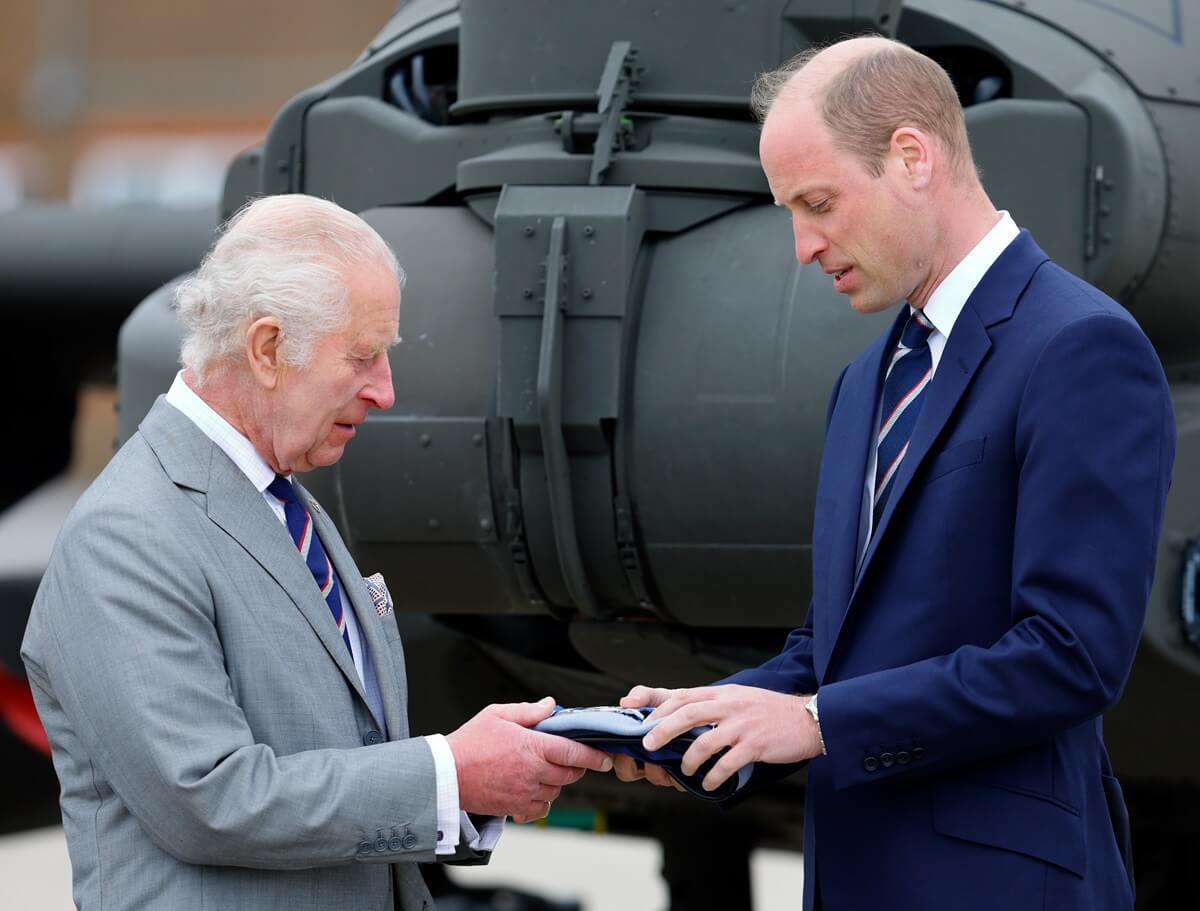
[357,841,373,855]
[912,746,927,760]
[402,833,419,849]
[374,837,389,853]
[363,730,383,745]
[388,836,403,851]
[896,751,911,765]
[880,752,895,768]
[863,756,879,772]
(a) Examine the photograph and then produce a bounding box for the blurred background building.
[0,0,396,208]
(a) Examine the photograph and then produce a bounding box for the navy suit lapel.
[815,309,906,678]
[854,311,992,583]
[828,231,1049,664]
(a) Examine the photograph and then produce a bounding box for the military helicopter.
[26,0,1200,906]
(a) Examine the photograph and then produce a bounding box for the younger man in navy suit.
[616,36,1174,911]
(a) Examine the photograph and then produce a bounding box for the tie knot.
[266,474,297,504]
[900,310,935,350]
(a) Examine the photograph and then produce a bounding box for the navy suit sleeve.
[816,313,1174,790]
[719,614,818,695]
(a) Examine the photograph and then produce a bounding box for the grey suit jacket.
[22,398,467,910]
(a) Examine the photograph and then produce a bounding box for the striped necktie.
[266,474,353,657]
[873,309,935,529]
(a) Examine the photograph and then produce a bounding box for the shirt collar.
[914,211,1019,337]
[164,371,280,494]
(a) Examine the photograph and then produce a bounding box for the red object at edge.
[0,664,51,757]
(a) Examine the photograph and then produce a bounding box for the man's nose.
[792,216,827,265]
[362,353,396,411]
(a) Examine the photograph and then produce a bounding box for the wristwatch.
[804,693,827,755]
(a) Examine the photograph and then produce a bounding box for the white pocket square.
[364,573,394,617]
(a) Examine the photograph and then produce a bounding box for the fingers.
[619,685,675,709]
[701,745,750,793]
[487,696,557,727]
[512,800,553,824]
[643,763,684,791]
[645,686,719,722]
[642,700,718,751]
[539,762,588,787]
[537,733,615,773]
[679,726,728,777]
[533,784,562,804]
[611,754,645,781]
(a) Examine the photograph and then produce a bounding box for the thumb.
[488,696,557,727]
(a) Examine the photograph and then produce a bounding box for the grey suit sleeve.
[27,497,440,870]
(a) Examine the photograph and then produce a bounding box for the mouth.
[829,266,853,292]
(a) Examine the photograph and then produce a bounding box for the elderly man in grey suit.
[22,193,613,911]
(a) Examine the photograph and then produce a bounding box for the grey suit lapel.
[298,479,406,738]
[140,398,371,710]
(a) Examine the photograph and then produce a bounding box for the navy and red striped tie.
[267,474,353,657]
[873,310,935,529]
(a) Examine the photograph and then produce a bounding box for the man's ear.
[890,127,932,190]
[245,317,284,390]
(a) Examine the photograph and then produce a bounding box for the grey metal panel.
[975,0,1200,104]
[456,118,768,196]
[454,0,794,115]
[902,0,1168,314]
[337,416,495,544]
[305,100,529,211]
[494,185,645,319]
[966,99,1088,275]
[630,204,892,627]
[1130,100,1200,372]
[357,206,496,417]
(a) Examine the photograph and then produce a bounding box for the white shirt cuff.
[462,812,505,853]
[424,734,462,855]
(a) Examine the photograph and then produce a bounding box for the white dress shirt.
[164,372,495,855]
[859,212,1020,558]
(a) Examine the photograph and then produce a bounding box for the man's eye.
[808,199,831,214]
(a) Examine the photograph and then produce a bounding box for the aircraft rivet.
[419,433,431,447]
[582,288,593,299]
[428,519,440,531]
[472,434,483,446]
[523,226,535,237]
[584,225,595,237]
[480,518,493,532]
[522,288,532,298]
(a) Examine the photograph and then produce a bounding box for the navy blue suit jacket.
[724,233,1175,911]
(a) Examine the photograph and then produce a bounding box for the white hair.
[175,194,405,381]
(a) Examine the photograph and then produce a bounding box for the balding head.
[176,194,404,382]
[753,37,976,183]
